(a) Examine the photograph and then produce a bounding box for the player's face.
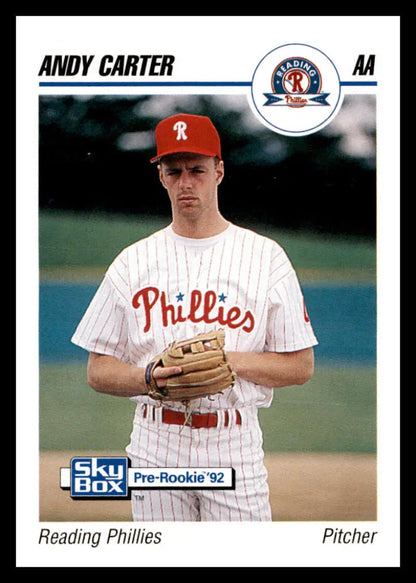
[158,153,224,219]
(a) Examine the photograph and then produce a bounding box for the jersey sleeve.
[71,270,130,362]
[265,243,318,353]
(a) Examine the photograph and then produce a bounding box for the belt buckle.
[183,410,194,428]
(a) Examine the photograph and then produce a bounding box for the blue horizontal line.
[39,80,377,88]
[340,81,377,86]
[39,81,253,87]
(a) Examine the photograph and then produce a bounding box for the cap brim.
[150,147,221,164]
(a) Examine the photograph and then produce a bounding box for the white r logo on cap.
[173,121,188,141]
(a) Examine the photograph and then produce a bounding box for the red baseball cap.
[150,113,222,163]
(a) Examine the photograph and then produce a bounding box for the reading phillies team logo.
[250,43,342,136]
[266,56,328,108]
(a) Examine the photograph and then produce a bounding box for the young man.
[71,113,318,521]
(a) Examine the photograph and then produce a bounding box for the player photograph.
[38,92,375,526]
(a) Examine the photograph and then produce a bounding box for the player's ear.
[216,160,224,185]
[158,164,168,189]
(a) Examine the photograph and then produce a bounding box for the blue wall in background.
[39,282,376,365]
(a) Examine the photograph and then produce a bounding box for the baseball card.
[15,14,401,569]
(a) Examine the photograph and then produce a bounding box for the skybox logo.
[250,43,342,136]
[70,457,128,498]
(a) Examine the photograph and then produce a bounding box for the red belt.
[143,405,241,429]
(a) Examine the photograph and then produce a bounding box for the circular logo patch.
[250,43,342,136]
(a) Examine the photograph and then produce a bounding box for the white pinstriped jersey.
[72,222,317,411]
[72,221,318,521]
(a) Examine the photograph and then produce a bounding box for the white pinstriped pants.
[126,405,272,522]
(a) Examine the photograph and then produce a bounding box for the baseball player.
[71,113,318,521]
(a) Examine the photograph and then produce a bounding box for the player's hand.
[152,365,182,389]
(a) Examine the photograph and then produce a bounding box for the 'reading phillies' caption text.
[39,527,162,548]
[37,526,379,549]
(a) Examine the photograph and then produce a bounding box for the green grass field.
[39,209,376,282]
[40,361,376,453]
[39,210,377,455]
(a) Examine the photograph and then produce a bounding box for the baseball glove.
[145,329,235,403]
